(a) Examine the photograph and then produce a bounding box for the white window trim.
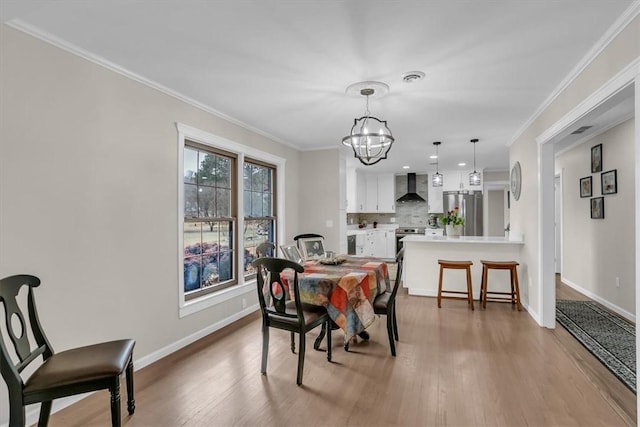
[176,122,286,318]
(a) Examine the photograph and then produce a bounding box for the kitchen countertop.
[346,224,398,236]
[401,235,524,244]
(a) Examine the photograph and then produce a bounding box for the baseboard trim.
[8,304,260,427]
[560,277,635,323]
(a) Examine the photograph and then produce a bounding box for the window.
[243,160,277,278]
[183,143,237,299]
[177,122,285,317]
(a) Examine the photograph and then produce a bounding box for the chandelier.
[341,84,394,166]
[432,141,443,187]
[469,138,481,186]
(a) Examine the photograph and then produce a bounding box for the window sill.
[179,280,256,318]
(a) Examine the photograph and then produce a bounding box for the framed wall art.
[591,143,602,173]
[579,176,592,198]
[590,197,604,219]
[601,169,617,195]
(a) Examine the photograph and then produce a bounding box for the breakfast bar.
[401,235,525,300]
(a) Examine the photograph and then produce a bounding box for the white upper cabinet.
[428,180,444,213]
[441,170,482,192]
[362,173,395,213]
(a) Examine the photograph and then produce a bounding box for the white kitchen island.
[402,235,525,300]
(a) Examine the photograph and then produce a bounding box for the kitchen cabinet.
[428,181,443,213]
[363,173,395,213]
[346,168,365,213]
[442,170,482,192]
[364,229,396,258]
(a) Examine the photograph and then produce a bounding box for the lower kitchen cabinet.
[363,229,396,258]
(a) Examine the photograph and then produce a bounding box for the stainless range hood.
[396,173,426,203]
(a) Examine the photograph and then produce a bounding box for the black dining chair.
[372,248,404,356]
[256,241,276,257]
[0,274,136,427]
[252,257,332,385]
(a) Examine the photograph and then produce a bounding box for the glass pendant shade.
[432,141,443,187]
[432,172,443,187]
[469,171,481,186]
[469,138,481,186]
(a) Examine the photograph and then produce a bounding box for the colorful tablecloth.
[281,256,390,341]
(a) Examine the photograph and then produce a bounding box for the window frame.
[183,142,238,299]
[243,158,277,280]
[177,123,286,318]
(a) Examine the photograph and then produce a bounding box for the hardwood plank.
[45,285,635,426]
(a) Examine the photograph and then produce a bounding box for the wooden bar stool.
[437,260,474,310]
[479,260,522,311]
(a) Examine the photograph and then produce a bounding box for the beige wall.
[556,119,636,316]
[509,15,639,320]
[297,149,343,253]
[0,26,303,423]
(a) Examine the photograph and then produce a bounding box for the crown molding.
[509,0,640,146]
[536,57,639,145]
[5,19,301,151]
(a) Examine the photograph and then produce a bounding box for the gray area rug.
[556,300,636,393]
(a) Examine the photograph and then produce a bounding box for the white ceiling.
[1,0,636,173]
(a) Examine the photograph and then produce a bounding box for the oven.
[395,227,425,252]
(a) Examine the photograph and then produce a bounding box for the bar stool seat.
[479,260,522,310]
[437,260,474,310]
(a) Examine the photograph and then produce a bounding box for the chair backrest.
[252,257,305,321]
[389,248,405,300]
[293,233,324,242]
[0,275,53,396]
[256,241,275,258]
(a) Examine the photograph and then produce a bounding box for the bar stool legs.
[480,260,522,311]
[437,260,474,310]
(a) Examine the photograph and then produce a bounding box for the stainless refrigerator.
[443,191,483,236]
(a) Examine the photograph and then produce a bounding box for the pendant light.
[469,138,481,186]
[432,141,443,187]
[341,83,394,166]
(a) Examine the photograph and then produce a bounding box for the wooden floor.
[45,278,636,426]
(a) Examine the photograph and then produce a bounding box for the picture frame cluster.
[580,143,617,219]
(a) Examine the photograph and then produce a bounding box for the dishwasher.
[347,234,356,255]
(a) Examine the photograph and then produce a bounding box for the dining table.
[280,255,391,348]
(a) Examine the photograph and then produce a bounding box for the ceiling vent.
[571,125,593,134]
[402,71,425,83]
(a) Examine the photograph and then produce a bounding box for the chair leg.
[261,323,269,375]
[9,397,26,427]
[109,380,122,427]
[38,401,52,427]
[314,322,327,350]
[513,267,523,311]
[466,266,474,311]
[437,265,444,308]
[386,312,396,357]
[482,266,489,309]
[326,320,332,362]
[296,332,306,386]
[290,332,296,353]
[125,357,135,415]
[392,304,399,341]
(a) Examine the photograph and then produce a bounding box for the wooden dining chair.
[372,248,404,356]
[256,241,275,257]
[252,257,332,385]
[0,274,136,427]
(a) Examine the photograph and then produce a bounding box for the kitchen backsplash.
[347,174,438,227]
